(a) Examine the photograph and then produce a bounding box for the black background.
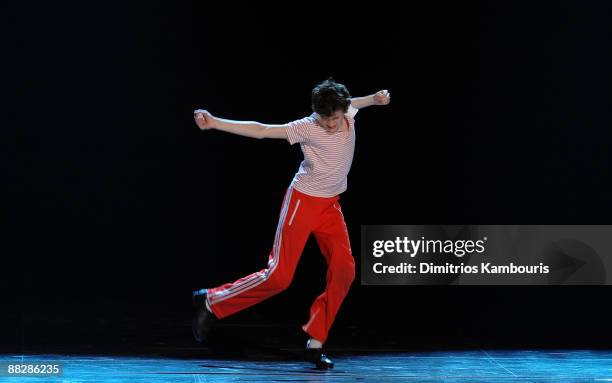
[4,1,611,352]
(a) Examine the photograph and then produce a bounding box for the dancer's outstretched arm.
[194,109,289,140]
[350,90,391,109]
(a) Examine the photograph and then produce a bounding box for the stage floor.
[1,349,611,382]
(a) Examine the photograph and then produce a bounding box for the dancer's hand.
[194,109,216,130]
[373,90,391,105]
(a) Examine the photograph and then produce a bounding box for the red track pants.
[206,187,355,343]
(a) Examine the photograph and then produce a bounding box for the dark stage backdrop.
[4,1,612,350]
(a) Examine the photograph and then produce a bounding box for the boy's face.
[317,109,344,132]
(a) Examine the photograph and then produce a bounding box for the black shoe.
[192,289,216,343]
[304,348,334,369]
[192,289,208,309]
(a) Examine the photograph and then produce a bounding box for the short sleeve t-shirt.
[285,105,358,197]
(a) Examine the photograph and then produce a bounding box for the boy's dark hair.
[311,78,351,117]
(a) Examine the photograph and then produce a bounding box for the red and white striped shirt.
[285,106,358,197]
